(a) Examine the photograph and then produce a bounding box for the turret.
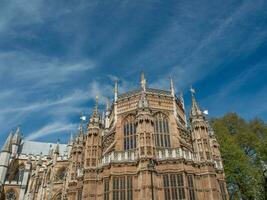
[81,96,102,199]
[136,72,155,158]
[190,87,204,122]
[0,132,13,185]
[85,96,102,168]
[53,140,60,164]
[68,119,85,183]
[189,87,212,161]
[12,126,22,158]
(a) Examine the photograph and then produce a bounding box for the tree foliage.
[211,113,267,200]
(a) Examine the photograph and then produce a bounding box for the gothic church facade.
[0,73,228,200]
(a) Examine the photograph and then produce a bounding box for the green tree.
[211,113,267,200]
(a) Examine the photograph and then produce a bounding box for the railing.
[101,148,223,170]
[102,150,137,165]
[101,148,197,164]
[156,148,198,162]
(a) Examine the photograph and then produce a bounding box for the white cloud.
[0,50,95,87]
[146,0,267,92]
[0,88,89,114]
[26,122,77,140]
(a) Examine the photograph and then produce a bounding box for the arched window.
[123,115,136,150]
[55,193,62,200]
[55,167,66,182]
[6,161,24,183]
[6,189,16,200]
[154,113,170,148]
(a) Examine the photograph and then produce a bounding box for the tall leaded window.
[77,191,82,200]
[104,178,109,200]
[219,181,227,200]
[112,176,133,200]
[163,175,171,199]
[188,175,196,200]
[163,174,185,200]
[123,115,136,150]
[126,176,133,200]
[154,113,170,148]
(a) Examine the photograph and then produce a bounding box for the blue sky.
[0,0,267,146]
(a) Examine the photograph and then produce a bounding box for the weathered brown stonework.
[0,74,228,200]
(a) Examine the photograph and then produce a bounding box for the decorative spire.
[170,77,175,97]
[79,114,84,135]
[37,153,43,166]
[2,131,13,152]
[12,125,22,145]
[54,140,60,155]
[48,144,53,158]
[114,80,118,102]
[94,95,99,115]
[190,86,202,117]
[106,97,110,111]
[68,133,74,146]
[140,71,146,92]
[179,92,185,109]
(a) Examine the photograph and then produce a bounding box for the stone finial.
[54,140,60,155]
[12,125,22,145]
[170,77,175,97]
[114,80,118,102]
[37,153,43,166]
[140,71,146,92]
[2,131,13,152]
[94,95,99,115]
[190,86,202,118]
[106,97,110,111]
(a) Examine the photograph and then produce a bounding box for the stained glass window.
[163,174,185,200]
[188,175,195,200]
[123,116,136,150]
[104,178,109,200]
[154,113,170,148]
[112,176,133,200]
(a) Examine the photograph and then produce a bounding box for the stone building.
[0,73,228,200]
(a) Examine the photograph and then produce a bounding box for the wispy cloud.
[148,0,267,90]
[0,51,94,88]
[26,122,77,140]
[201,62,267,119]
[0,0,266,144]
